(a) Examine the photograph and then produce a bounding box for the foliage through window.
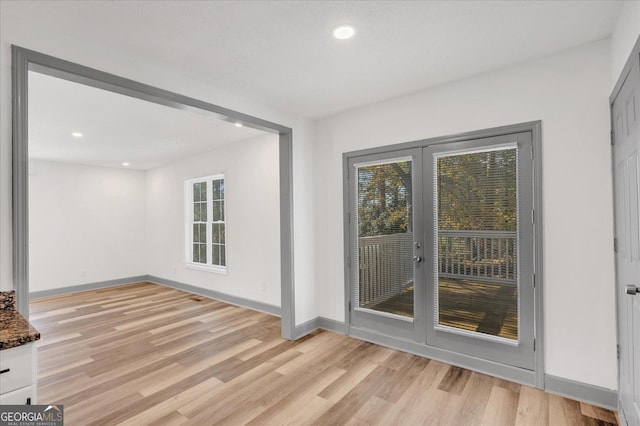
[186,175,226,271]
[357,161,412,237]
[437,149,517,232]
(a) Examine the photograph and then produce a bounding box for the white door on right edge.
[612,52,640,426]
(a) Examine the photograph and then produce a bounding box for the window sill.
[185,263,227,275]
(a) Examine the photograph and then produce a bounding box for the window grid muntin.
[211,178,226,267]
[192,181,207,264]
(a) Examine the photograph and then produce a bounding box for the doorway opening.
[12,46,296,339]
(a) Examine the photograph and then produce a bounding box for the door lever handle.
[626,285,639,295]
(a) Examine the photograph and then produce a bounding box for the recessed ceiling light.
[332,24,357,40]
[122,162,130,167]
[234,122,243,128]
[71,132,83,138]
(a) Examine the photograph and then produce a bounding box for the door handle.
[626,285,640,295]
[413,256,422,263]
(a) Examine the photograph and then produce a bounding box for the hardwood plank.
[437,365,472,395]
[374,353,429,403]
[273,395,333,425]
[207,340,303,382]
[86,363,237,425]
[176,350,301,419]
[237,336,286,361]
[118,376,223,426]
[417,389,465,425]
[515,386,549,426]
[37,372,91,404]
[29,283,618,426]
[581,402,619,424]
[494,376,522,394]
[452,371,495,426]
[312,365,397,425]
[333,340,394,371]
[134,363,220,398]
[64,388,144,425]
[377,359,451,425]
[210,343,366,424]
[36,331,82,347]
[344,396,394,426]
[548,393,585,425]
[481,385,519,426]
[317,358,380,403]
[37,356,93,380]
[242,366,345,425]
[181,370,286,423]
[147,410,189,426]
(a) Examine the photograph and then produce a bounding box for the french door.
[347,131,535,370]
[348,148,425,342]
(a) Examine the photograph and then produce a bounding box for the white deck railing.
[358,233,413,307]
[438,230,517,285]
[358,230,517,307]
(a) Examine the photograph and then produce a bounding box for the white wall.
[145,135,281,306]
[314,39,617,390]
[0,7,318,325]
[611,0,640,84]
[29,160,147,292]
[29,134,280,306]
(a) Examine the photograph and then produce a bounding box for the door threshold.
[348,325,537,388]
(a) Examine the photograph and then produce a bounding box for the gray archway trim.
[11,46,296,339]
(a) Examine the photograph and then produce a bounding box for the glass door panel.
[356,159,414,318]
[424,132,534,370]
[435,146,518,340]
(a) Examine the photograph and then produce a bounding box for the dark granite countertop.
[0,290,40,350]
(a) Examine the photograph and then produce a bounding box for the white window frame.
[184,174,227,274]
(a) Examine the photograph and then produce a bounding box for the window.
[185,175,226,272]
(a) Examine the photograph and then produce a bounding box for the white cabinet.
[0,386,35,405]
[0,343,37,405]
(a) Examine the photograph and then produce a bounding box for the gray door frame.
[11,46,297,339]
[343,121,544,387]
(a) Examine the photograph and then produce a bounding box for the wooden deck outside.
[362,278,518,340]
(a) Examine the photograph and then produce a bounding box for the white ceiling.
[2,1,623,119]
[28,71,267,170]
[11,0,626,169]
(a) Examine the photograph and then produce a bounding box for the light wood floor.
[30,282,617,425]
